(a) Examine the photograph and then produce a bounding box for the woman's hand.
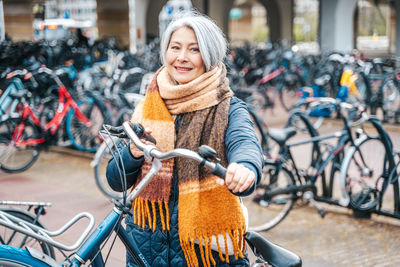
[129,128,155,158]
[215,162,255,193]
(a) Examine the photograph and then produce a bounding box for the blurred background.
[1,1,400,266]
[1,0,400,58]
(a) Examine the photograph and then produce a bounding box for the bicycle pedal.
[252,195,269,207]
[303,191,327,218]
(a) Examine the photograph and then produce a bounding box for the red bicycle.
[0,67,109,173]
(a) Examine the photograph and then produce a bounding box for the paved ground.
[1,105,400,266]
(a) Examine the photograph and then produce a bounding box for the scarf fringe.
[180,227,246,267]
[132,198,170,231]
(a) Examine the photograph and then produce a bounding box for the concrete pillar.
[207,0,234,35]
[0,0,4,41]
[133,0,150,46]
[396,0,400,57]
[275,0,293,42]
[257,0,292,43]
[319,0,357,53]
[3,0,35,41]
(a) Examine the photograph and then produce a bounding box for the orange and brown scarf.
[130,64,246,267]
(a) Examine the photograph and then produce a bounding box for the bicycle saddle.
[245,231,302,267]
[268,127,297,147]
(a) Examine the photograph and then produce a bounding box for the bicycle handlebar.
[116,121,227,202]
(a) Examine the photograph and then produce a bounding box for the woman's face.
[165,27,205,84]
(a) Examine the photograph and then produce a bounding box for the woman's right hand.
[129,128,155,158]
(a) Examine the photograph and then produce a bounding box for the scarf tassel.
[180,227,246,267]
[132,198,170,231]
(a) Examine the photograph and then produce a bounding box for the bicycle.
[0,200,55,258]
[339,114,400,219]
[0,72,26,117]
[246,97,370,231]
[0,67,108,173]
[0,122,302,267]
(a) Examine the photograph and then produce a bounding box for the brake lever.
[101,125,128,138]
[101,123,157,144]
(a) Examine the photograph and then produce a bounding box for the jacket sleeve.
[106,140,144,192]
[225,97,264,196]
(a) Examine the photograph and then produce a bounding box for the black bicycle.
[246,98,370,231]
[339,114,400,219]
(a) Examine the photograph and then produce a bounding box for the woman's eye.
[191,47,200,52]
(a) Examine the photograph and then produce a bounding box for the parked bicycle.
[339,113,400,219]
[0,66,108,173]
[246,97,370,231]
[0,122,302,267]
[0,200,54,258]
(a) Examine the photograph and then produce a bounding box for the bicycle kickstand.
[303,191,327,218]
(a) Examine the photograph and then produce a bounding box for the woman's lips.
[175,66,192,72]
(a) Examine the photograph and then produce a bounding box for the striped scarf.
[130,64,246,267]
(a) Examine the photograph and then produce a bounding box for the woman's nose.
[177,49,188,62]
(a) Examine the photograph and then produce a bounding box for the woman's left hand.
[215,162,255,193]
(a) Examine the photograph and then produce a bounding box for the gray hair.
[160,11,227,72]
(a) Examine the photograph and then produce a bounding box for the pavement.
[1,104,400,266]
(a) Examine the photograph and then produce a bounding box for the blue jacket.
[106,97,263,266]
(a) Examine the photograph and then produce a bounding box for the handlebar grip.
[212,163,226,179]
[130,122,157,145]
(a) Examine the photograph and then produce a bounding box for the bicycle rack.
[0,209,95,251]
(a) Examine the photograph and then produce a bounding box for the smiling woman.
[106,11,263,267]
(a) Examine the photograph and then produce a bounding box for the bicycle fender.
[27,247,60,267]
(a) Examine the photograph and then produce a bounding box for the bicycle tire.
[0,245,50,266]
[279,85,300,112]
[248,107,269,153]
[381,78,400,123]
[0,117,41,173]
[114,107,133,127]
[246,165,296,232]
[0,208,55,259]
[285,109,320,169]
[65,97,107,153]
[93,137,124,200]
[340,135,388,211]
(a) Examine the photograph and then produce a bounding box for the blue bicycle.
[0,122,301,267]
[0,71,26,117]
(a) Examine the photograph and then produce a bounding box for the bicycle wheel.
[248,108,269,153]
[0,245,50,266]
[114,107,133,127]
[0,117,41,173]
[93,137,123,199]
[245,165,296,231]
[279,85,300,112]
[340,135,388,211]
[65,97,107,153]
[0,207,55,258]
[381,78,400,123]
[285,110,320,169]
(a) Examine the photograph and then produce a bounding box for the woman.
[107,11,263,267]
